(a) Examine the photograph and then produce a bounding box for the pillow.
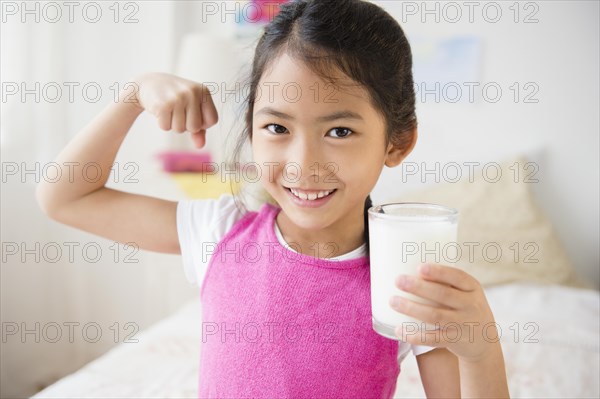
[388,155,589,289]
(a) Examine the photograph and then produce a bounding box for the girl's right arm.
[35,72,219,255]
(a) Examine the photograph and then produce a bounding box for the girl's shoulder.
[178,193,279,244]
[177,194,248,286]
[178,193,247,243]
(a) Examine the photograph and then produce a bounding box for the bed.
[31,281,600,398]
[32,155,599,398]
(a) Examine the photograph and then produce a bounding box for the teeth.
[290,188,333,201]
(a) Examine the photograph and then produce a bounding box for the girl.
[36,0,510,397]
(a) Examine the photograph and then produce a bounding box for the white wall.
[1,2,199,397]
[372,1,599,288]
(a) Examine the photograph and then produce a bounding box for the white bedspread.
[32,281,600,398]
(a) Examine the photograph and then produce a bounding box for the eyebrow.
[255,106,364,122]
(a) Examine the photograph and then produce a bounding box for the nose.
[283,134,330,187]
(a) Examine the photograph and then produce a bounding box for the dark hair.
[229,0,417,257]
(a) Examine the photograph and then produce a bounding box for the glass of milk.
[367,203,459,341]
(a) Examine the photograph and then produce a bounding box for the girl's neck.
[275,210,366,258]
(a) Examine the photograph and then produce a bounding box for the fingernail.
[419,263,430,275]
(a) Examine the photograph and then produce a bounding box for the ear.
[384,128,418,168]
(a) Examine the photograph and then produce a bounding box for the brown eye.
[327,127,353,138]
[265,124,288,134]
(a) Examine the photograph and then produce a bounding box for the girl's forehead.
[257,52,370,104]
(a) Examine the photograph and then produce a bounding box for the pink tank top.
[198,202,400,398]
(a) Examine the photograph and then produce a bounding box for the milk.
[368,204,458,340]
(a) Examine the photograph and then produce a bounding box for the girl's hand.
[389,263,500,362]
[120,72,219,148]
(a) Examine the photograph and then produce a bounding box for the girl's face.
[252,52,406,246]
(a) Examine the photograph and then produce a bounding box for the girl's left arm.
[390,263,510,398]
[458,342,510,398]
[416,348,460,398]
[416,345,509,398]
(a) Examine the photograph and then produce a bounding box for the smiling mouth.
[283,186,338,201]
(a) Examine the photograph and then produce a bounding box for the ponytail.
[363,194,373,256]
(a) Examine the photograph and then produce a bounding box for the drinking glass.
[368,203,459,340]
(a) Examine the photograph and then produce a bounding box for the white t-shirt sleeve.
[397,341,437,364]
[176,193,245,287]
[411,343,437,357]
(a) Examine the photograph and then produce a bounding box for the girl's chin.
[277,207,330,229]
